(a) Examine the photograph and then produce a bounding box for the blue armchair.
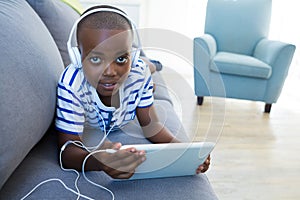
[193,0,296,113]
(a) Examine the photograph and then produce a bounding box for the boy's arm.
[136,105,211,173]
[140,56,156,74]
[136,105,181,143]
[57,131,146,179]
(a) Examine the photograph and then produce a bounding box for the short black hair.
[77,5,132,31]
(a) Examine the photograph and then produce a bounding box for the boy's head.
[72,5,138,103]
[77,5,132,36]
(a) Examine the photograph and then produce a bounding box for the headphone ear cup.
[131,49,140,67]
[69,47,82,68]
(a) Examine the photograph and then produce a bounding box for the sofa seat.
[0,112,218,200]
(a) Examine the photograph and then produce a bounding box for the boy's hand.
[196,154,211,174]
[95,142,146,179]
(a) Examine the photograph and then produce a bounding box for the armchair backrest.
[204,0,272,55]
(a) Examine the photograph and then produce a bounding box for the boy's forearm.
[148,134,181,143]
[60,144,102,171]
[57,131,103,171]
[142,122,181,143]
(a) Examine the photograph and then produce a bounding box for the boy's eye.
[116,56,128,64]
[90,57,101,64]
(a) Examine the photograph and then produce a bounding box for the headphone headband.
[67,6,141,68]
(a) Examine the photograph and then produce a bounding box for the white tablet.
[114,142,215,181]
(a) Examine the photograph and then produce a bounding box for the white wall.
[79,0,142,25]
[79,0,207,39]
[139,0,207,39]
[269,0,300,78]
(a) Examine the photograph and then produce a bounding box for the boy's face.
[78,28,133,99]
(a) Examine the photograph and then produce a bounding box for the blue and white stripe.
[55,59,154,135]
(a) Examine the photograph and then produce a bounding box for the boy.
[55,5,210,179]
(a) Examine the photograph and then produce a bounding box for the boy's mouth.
[99,82,117,91]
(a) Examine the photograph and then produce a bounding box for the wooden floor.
[159,61,300,200]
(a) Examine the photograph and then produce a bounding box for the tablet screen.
[114,142,215,181]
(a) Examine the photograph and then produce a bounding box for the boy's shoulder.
[130,58,150,76]
[58,64,85,90]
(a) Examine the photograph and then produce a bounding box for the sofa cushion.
[0,131,217,200]
[211,52,272,79]
[152,72,173,105]
[0,0,64,189]
[26,0,80,67]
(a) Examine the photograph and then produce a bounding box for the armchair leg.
[197,96,204,105]
[264,103,272,113]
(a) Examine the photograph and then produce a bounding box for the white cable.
[20,178,94,200]
[59,126,117,200]
[21,141,93,200]
[85,104,116,152]
[20,140,116,200]
[58,139,117,200]
[59,141,86,200]
[21,85,118,199]
[59,140,116,200]
[80,124,117,200]
[82,149,116,200]
[61,136,117,200]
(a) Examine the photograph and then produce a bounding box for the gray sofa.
[0,0,218,199]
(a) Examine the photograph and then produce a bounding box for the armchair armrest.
[254,38,296,102]
[254,38,295,66]
[194,34,217,58]
[193,34,218,97]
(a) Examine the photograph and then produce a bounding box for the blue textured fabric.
[194,0,296,107]
[205,0,271,55]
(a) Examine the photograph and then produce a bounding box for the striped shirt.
[55,59,154,135]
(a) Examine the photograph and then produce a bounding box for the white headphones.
[67,6,141,68]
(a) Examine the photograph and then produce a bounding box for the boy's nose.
[103,63,117,76]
